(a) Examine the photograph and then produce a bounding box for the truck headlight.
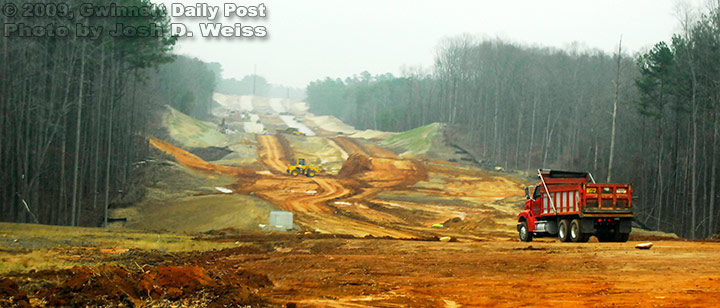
[616,188,627,194]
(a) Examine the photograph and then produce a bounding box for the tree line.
[212,71,306,101]
[0,0,217,227]
[306,4,720,238]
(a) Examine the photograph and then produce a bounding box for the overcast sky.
[157,0,707,88]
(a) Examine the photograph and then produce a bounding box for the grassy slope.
[123,194,278,233]
[381,123,442,156]
[0,223,233,274]
[164,105,227,148]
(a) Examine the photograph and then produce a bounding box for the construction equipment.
[517,169,633,243]
[287,158,322,177]
[280,127,305,136]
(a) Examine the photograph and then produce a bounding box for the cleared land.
[2,223,719,307]
[2,97,714,307]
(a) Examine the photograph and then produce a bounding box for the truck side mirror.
[524,187,530,200]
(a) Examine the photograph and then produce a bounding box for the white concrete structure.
[269,211,294,231]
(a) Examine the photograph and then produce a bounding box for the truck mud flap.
[619,219,632,233]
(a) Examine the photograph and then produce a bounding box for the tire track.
[253,134,413,237]
[256,134,289,174]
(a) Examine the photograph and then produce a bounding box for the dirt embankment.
[149,138,254,176]
[333,137,369,156]
[2,256,272,307]
[333,136,397,159]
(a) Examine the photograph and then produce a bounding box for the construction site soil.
[4,99,718,307]
[2,227,720,307]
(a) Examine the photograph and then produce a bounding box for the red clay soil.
[256,134,291,174]
[232,238,720,307]
[337,153,373,178]
[0,278,30,307]
[338,153,427,187]
[28,264,268,307]
[6,236,720,307]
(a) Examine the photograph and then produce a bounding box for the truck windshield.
[533,186,541,199]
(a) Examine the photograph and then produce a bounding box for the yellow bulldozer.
[286,158,322,177]
[282,127,305,136]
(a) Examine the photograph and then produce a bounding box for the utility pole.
[607,36,622,183]
[252,64,257,96]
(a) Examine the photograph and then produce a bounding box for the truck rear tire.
[558,219,570,242]
[570,219,590,243]
[596,233,613,242]
[519,221,532,242]
[613,232,630,242]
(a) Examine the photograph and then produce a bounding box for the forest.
[306,5,720,238]
[0,0,218,227]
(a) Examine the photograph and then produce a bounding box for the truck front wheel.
[518,221,533,242]
[570,219,590,243]
[558,219,570,242]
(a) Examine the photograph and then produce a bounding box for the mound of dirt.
[0,278,29,307]
[338,153,428,187]
[338,154,373,178]
[41,265,267,307]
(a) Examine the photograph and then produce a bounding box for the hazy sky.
[157,0,706,88]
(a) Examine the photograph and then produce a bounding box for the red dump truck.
[517,169,633,242]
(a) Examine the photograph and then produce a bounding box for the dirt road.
[212,236,720,307]
[256,134,290,174]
